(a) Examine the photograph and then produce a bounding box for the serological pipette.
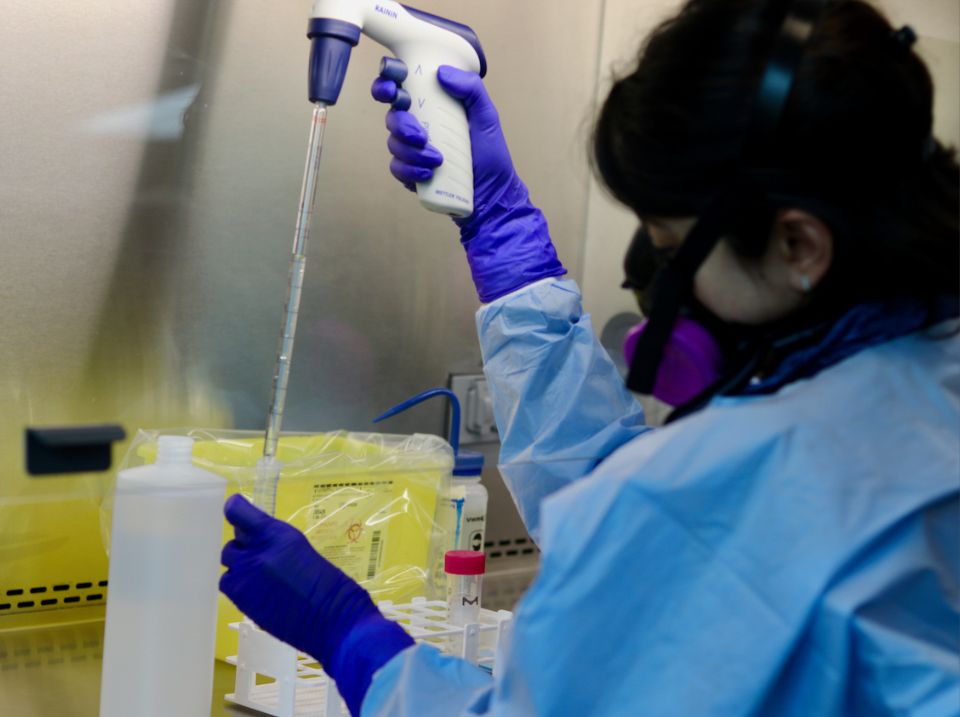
[254,102,328,516]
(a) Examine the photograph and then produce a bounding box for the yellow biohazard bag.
[106,429,453,660]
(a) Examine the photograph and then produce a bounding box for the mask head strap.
[749,0,821,162]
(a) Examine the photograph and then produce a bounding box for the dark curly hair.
[593,0,959,306]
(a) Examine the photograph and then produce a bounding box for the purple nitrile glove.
[220,495,413,717]
[371,61,566,303]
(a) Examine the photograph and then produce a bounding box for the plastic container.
[444,550,486,657]
[99,436,227,717]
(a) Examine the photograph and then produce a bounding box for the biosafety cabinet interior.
[1,2,603,713]
[2,0,957,715]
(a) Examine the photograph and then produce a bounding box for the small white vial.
[445,550,486,626]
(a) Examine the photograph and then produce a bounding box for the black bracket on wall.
[25,425,127,476]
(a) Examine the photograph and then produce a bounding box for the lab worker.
[219,0,960,714]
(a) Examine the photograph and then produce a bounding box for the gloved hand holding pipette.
[372,63,566,303]
[219,495,414,717]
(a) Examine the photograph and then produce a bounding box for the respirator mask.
[621,225,753,407]
[619,0,829,418]
[620,205,766,410]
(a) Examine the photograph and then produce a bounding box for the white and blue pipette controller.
[308,0,487,217]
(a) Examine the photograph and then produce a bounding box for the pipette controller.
[307,0,486,217]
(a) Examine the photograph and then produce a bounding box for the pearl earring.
[800,275,812,293]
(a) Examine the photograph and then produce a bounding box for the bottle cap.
[444,550,486,576]
[156,435,195,463]
[453,450,484,477]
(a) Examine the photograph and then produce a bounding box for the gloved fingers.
[372,79,411,110]
[224,494,274,538]
[436,65,491,111]
[221,539,245,569]
[390,158,433,185]
[385,110,428,148]
[436,65,502,139]
[387,135,443,168]
[371,76,398,104]
[219,568,241,601]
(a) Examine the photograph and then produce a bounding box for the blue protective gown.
[363,279,960,716]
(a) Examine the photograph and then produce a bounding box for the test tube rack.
[225,597,514,717]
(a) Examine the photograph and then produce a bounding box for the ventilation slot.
[484,536,539,562]
[0,580,108,615]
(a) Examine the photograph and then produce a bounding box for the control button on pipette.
[379,56,408,83]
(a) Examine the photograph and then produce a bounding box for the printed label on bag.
[305,480,393,581]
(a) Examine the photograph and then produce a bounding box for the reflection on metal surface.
[78,84,203,140]
[0,616,256,716]
[0,619,104,717]
[0,620,104,672]
[1,0,228,629]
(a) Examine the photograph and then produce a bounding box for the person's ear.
[773,209,834,294]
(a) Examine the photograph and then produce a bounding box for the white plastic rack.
[226,597,513,717]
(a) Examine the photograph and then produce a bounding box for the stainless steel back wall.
[177,0,602,433]
[1,0,606,608]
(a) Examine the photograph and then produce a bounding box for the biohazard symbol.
[346,522,363,543]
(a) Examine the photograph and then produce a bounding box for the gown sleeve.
[474,278,650,540]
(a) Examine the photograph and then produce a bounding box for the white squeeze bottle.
[99,435,227,717]
[450,450,488,553]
